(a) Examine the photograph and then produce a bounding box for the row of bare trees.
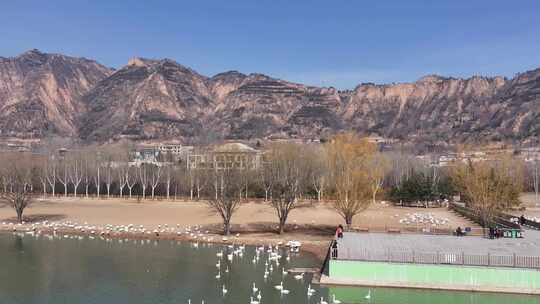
[0,133,529,236]
[0,133,389,234]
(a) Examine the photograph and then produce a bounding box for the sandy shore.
[0,196,477,262]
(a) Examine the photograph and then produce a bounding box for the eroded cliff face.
[0,49,112,137]
[210,73,342,140]
[1,49,539,144]
[340,75,511,144]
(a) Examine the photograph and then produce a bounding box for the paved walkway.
[337,230,540,259]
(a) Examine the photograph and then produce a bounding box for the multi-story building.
[187,143,263,170]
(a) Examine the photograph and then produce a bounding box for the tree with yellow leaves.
[326,132,384,228]
[450,155,523,235]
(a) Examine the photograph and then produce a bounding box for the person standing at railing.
[335,225,344,239]
[331,240,338,259]
[455,226,464,237]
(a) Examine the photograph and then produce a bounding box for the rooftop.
[212,142,258,153]
[337,231,540,259]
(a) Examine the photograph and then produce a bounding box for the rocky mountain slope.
[0,49,112,137]
[0,49,539,145]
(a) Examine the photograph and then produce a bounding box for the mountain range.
[1,49,539,146]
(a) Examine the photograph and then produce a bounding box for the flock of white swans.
[1,220,380,304]
[208,242,347,304]
[3,220,376,303]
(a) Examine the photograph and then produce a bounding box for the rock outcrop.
[0,49,112,137]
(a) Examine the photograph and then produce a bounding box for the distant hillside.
[1,49,539,145]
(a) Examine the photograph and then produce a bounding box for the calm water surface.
[0,233,538,304]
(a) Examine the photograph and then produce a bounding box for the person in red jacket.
[335,225,344,239]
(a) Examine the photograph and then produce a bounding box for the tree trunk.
[345,215,353,230]
[16,208,23,224]
[278,215,288,234]
[279,220,285,234]
[224,220,231,236]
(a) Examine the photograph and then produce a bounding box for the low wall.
[326,260,540,294]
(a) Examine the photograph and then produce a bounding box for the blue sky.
[1,1,539,89]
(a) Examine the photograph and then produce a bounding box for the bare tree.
[0,161,35,223]
[164,164,174,200]
[149,165,162,199]
[306,146,327,202]
[69,153,84,197]
[138,164,149,200]
[117,163,128,198]
[104,160,114,198]
[89,151,102,198]
[258,163,272,202]
[45,155,57,197]
[366,153,390,204]
[38,160,48,198]
[205,167,245,235]
[83,156,91,198]
[532,160,539,206]
[189,168,207,200]
[57,158,69,197]
[125,166,135,199]
[266,143,309,234]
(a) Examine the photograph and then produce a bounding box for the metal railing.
[331,247,540,269]
[449,203,521,229]
[497,212,540,230]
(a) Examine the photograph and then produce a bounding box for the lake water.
[0,233,538,304]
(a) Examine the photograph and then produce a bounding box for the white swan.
[257,291,262,300]
[365,289,371,300]
[250,296,259,304]
[252,282,258,293]
[320,297,328,304]
[222,285,227,295]
[294,272,304,280]
[307,284,316,296]
[274,281,284,290]
[215,271,221,279]
[332,294,341,304]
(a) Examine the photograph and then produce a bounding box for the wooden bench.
[357,227,369,232]
[387,228,401,234]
